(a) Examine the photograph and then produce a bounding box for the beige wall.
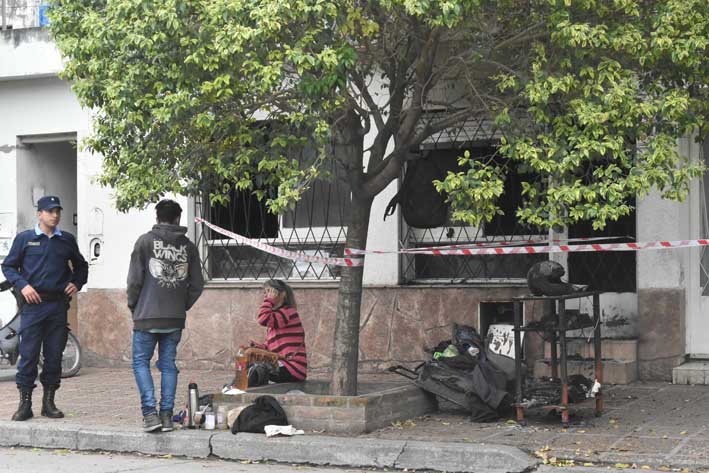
[78,286,545,373]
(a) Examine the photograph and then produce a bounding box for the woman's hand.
[263,286,279,300]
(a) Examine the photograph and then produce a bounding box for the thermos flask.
[187,381,199,429]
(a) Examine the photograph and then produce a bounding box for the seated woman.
[248,279,307,386]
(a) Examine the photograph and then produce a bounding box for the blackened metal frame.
[512,291,603,427]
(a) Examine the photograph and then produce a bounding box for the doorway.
[16,134,79,333]
[689,138,709,358]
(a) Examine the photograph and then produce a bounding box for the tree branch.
[350,70,385,131]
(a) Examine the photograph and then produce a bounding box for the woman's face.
[264,286,285,305]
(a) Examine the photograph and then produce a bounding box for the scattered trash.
[222,385,246,395]
[265,425,304,437]
[391,420,417,429]
[591,379,602,397]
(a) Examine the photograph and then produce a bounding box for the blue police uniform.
[1,197,88,389]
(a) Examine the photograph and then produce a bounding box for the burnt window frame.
[400,137,548,285]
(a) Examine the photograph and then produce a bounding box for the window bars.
[196,111,638,291]
[195,157,351,281]
[401,114,549,284]
[1,1,46,30]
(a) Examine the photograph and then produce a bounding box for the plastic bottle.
[233,347,249,391]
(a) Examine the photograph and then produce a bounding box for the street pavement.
[0,367,707,472]
[0,447,369,472]
[0,446,696,473]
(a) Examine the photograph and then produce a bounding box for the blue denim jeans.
[131,330,182,417]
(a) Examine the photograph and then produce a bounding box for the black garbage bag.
[232,395,289,434]
[440,354,478,372]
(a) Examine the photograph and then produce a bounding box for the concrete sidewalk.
[0,367,707,472]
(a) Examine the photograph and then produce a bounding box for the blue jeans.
[131,330,182,417]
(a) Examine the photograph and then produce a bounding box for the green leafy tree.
[50,0,708,395]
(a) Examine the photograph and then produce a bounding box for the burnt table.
[512,291,603,427]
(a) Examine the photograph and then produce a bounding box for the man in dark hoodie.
[127,199,204,432]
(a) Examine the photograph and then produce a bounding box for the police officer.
[1,196,88,421]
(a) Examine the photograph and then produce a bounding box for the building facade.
[1,28,707,382]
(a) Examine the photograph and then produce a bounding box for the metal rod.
[593,293,604,416]
[558,298,570,427]
[1,0,6,31]
[549,301,559,379]
[513,301,525,424]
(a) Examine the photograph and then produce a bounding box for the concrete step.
[672,360,709,385]
[534,358,638,385]
[543,338,637,362]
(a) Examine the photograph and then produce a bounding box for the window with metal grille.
[566,146,638,293]
[567,208,636,292]
[401,144,547,283]
[196,149,351,281]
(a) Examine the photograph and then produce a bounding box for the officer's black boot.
[11,386,33,421]
[41,385,64,419]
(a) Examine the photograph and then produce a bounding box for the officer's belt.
[37,292,67,302]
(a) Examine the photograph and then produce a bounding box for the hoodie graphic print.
[149,240,189,288]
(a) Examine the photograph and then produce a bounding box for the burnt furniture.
[512,291,603,427]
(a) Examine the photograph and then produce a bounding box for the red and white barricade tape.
[347,239,709,256]
[196,218,364,267]
[345,236,631,255]
[197,217,709,265]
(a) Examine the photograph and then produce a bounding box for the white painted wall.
[0,76,86,235]
[74,132,189,289]
[567,293,638,339]
[0,62,177,293]
[637,190,691,290]
[0,29,62,80]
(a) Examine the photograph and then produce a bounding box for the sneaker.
[142,412,162,432]
[160,411,174,432]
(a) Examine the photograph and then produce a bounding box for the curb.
[0,421,538,473]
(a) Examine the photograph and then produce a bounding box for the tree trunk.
[330,195,373,395]
[329,109,370,396]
